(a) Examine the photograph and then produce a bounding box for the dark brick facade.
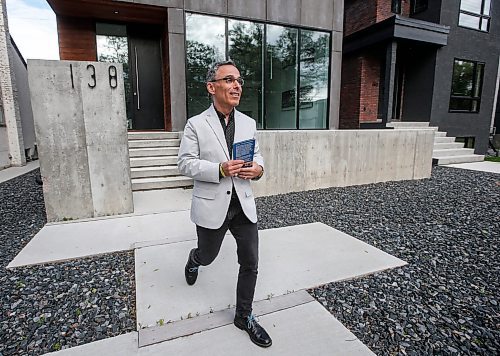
[359,54,381,123]
[339,55,361,129]
[340,0,411,128]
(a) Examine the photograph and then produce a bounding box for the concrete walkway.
[48,292,375,355]
[445,161,500,174]
[6,188,407,355]
[0,160,39,183]
[135,222,405,328]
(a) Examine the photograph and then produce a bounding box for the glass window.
[186,14,226,118]
[459,0,491,31]
[299,30,330,129]
[265,25,298,129]
[449,59,484,113]
[96,23,133,128]
[185,13,331,129]
[228,20,264,128]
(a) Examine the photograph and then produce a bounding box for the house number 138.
[69,64,118,89]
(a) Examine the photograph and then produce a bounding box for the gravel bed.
[257,166,500,355]
[0,169,136,355]
[1,166,498,355]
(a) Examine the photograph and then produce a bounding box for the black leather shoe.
[234,314,272,348]
[184,249,199,285]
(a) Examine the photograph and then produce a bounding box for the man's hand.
[222,160,245,177]
[238,162,263,180]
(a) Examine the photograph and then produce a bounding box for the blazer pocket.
[193,187,217,200]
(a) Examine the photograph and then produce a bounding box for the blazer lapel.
[205,105,230,160]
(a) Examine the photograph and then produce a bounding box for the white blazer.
[178,105,264,229]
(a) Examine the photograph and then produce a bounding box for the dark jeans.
[192,197,259,317]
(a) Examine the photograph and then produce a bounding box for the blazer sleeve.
[177,119,220,183]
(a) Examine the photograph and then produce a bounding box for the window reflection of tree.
[228,22,263,86]
[300,32,329,105]
[186,41,219,116]
[97,36,133,128]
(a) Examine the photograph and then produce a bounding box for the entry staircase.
[128,132,193,191]
[387,122,484,165]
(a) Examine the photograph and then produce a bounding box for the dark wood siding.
[57,15,96,61]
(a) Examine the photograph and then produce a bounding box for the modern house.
[45,0,344,190]
[340,0,500,156]
[0,0,36,170]
[30,0,439,221]
[46,0,343,131]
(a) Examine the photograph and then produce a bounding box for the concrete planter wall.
[28,60,133,222]
[253,129,434,197]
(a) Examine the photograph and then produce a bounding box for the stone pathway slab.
[0,160,39,183]
[446,161,500,174]
[8,210,195,268]
[138,300,375,356]
[45,296,374,356]
[135,222,406,328]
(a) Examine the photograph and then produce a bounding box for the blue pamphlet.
[233,139,255,167]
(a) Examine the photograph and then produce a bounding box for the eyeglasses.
[210,76,244,86]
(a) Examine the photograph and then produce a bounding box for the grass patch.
[485,156,500,162]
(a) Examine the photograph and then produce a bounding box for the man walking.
[177,60,271,348]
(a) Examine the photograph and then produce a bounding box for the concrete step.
[128,132,180,140]
[130,156,178,168]
[435,131,447,137]
[129,147,179,158]
[433,148,475,158]
[434,136,456,144]
[128,139,181,149]
[436,154,484,165]
[131,166,180,179]
[433,142,464,149]
[132,176,193,191]
[387,121,430,128]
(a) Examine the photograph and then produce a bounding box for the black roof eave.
[343,15,450,54]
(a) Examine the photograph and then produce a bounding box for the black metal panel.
[344,15,449,54]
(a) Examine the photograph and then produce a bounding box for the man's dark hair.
[206,59,237,83]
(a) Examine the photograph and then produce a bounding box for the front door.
[128,25,164,130]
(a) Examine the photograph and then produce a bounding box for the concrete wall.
[253,129,434,197]
[0,126,8,168]
[0,0,25,166]
[9,39,35,156]
[28,60,133,222]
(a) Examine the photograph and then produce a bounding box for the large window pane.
[459,13,480,29]
[461,0,482,13]
[228,20,264,128]
[96,23,132,128]
[299,30,330,129]
[265,25,298,129]
[186,14,225,118]
[449,59,484,113]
